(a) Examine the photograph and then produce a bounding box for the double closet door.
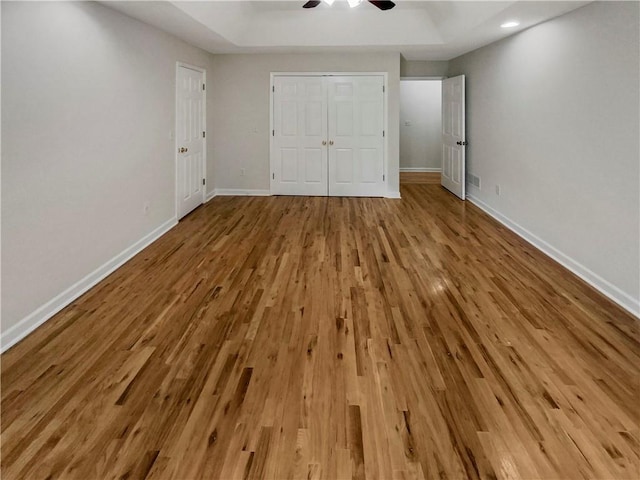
[271,75,385,197]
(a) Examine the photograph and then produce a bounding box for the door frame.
[269,72,389,197]
[399,77,445,174]
[175,61,207,220]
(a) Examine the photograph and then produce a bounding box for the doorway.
[270,73,387,197]
[400,79,443,180]
[400,76,466,199]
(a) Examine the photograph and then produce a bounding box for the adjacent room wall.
[400,58,449,78]
[208,52,401,196]
[400,80,442,172]
[449,1,640,315]
[1,1,216,345]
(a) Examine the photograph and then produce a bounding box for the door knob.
[329,140,334,146]
[322,140,327,146]
[456,141,468,146]
[179,147,188,153]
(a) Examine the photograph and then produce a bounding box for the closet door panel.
[272,76,328,196]
[328,76,385,197]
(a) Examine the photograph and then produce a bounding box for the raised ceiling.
[103,1,590,61]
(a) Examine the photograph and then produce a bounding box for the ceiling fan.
[303,0,396,11]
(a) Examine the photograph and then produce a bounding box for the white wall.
[400,80,442,171]
[208,53,401,195]
[449,1,640,315]
[1,2,216,343]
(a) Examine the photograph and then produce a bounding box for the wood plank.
[399,171,441,184]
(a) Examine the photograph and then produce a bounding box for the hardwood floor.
[2,184,638,480]
[399,172,441,184]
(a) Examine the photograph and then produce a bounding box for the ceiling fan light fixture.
[303,0,395,10]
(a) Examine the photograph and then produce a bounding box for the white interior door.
[176,65,205,219]
[441,75,466,200]
[328,76,385,197]
[271,76,328,196]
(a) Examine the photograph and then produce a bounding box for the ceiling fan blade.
[302,1,322,8]
[368,0,396,10]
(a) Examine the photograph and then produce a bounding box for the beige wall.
[400,58,448,78]
[449,1,640,314]
[208,52,401,195]
[1,1,217,340]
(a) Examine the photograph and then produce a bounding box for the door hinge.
[202,131,205,138]
[202,178,206,185]
[272,130,275,137]
[272,85,275,93]
[383,85,385,93]
[202,84,205,91]
[383,174,386,181]
[272,173,275,180]
[383,130,385,137]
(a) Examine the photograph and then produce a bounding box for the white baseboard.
[400,168,442,173]
[467,194,640,318]
[205,190,216,202]
[213,189,271,197]
[211,188,401,199]
[0,217,178,353]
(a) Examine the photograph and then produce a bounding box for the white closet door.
[271,76,328,196]
[441,75,466,200]
[328,76,385,197]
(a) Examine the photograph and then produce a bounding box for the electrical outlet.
[495,185,501,196]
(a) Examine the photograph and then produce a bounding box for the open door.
[441,75,466,200]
